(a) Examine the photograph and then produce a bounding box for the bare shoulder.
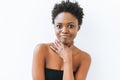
[34,43,48,51]
[80,50,91,62]
[75,47,91,64]
[33,43,49,57]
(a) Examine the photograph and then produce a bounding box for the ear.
[77,25,80,31]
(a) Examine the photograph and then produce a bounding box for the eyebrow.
[68,22,75,24]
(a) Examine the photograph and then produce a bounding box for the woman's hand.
[49,40,73,63]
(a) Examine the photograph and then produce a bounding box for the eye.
[68,24,74,29]
[56,24,62,29]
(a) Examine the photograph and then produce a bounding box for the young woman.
[32,1,91,80]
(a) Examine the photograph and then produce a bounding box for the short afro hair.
[52,0,84,25]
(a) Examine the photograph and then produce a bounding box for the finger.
[54,40,64,50]
[56,40,65,52]
[55,40,60,47]
[57,40,63,46]
[54,41,59,50]
[49,45,58,53]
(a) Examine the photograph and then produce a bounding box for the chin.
[60,39,70,44]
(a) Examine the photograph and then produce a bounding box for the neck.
[63,41,74,47]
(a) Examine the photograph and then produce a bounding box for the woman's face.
[54,12,80,44]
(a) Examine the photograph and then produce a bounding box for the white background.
[0,0,120,80]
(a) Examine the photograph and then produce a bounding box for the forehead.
[54,12,78,24]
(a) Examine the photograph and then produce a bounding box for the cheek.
[55,30,60,36]
[71,29,77,34]
[71,30,78,38]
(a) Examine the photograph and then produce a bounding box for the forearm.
[63,61,74,80]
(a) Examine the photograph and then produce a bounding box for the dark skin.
[32,12,91,80]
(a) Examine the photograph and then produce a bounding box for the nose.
[62,27,68,33]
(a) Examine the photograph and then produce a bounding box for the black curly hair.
[52,0,84,25]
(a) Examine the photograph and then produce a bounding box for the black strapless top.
[45,68,76,80]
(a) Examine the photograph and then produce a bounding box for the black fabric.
[45,68,76,80]
[45,68,63,80]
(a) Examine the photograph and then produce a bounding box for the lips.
[60,34,70,38]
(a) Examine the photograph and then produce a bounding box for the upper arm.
[75,53,91,80]
[32,44,47,80]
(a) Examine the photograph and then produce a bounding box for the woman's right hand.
[49,40,73,63]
